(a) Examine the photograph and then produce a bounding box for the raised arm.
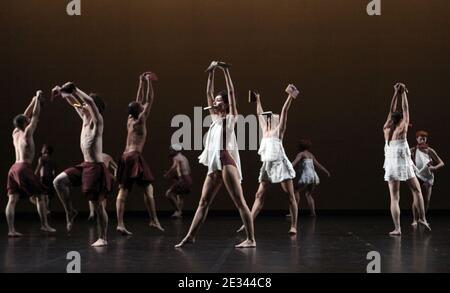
[24,91,43,136]
[23,98,37,118]
[74,88,101,123]
[429,148,445,171]
[400,84,410,126]
[206,64,216,115]
[137,74,155,121]
[279,95,293,137]
[136,74,145,103]
[313,156,331,177]
[222,67,237,115]
[384,84,400,129]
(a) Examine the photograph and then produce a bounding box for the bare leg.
[53,173,77,232]
[222,165,256,248]
[175,173,222,248]
[237,182,269,233]
[281,180,298,234]
[165,188,182,218]
[144,184,164,231]
[91,200,108,247]
[36,195,56,232]
[115,188,132,235]
[304,185,316,217]
[177,195,184,216]
[423,184,432,213]
[407,178,431,231]
[411,202,418,226]
[388,181,401,236]
[5,194,23,237]
[88,201,95,222]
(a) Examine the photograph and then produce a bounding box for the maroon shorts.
[117,151,154,191]
[220,150,237,168]
[64,162,112,201]
[7,162,46,199]
[170,175,193,195]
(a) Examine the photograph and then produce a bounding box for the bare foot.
[411,221,418,227]
[235,239,256,248]
[171,211,183,219]
[8,231,24,237]
[67,209,78,232]
[116,226,133,236]
[285,214,291,218]
[418,220,431,231]
[389,229,402,236]
[91,238,108,247]
[236,225,245,233]
[288,227,297,235]
[149,221,165,232]
[174,236,195,248]
[41,226,57,233]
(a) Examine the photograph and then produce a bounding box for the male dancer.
[6,91,56,236]
[175,61,256,248]
[33,144,57,213]
[115,72,163,235]
[383,83,430,235]
[53,83,111,246]
[164,144,193,218]
[237,86,299,234]
[410,130,445,225]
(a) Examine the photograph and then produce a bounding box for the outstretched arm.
[136,74,145,103]
[138,74,155,121]
[429,148,445,171]
[255,93,266,126]
[291,153,302,169]
[400,85,410,126]
[222,68,237,115]
[206,66,216,115]
[313,156,331,177]
[279,95,293,137]
[384,84,400,129]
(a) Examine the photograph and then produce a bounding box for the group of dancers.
[5,62,443,248]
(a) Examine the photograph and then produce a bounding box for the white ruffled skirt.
[384,139,417,182]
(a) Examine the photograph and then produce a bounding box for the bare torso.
[260,115,283,140]
[80,115,103,162]
[173,153,191,177]
[12,129,34,164]
[124,116,146,153]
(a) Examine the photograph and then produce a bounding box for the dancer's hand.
[51,86,62,101]
[205,61,218,73]
[35,90,44,102]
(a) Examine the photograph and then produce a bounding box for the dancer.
[33,144,57,213]
[410,130,445,225]
[6,91,56,236]
[53,82,112,246]
[115,72,164,235]
[175,61,256,248]
[164,144,193,218]
[88,153,117,221]
[237,86,299,234]
[383,83,430,236]
[291,139,331,217]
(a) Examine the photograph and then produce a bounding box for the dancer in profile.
[383,83,430,236]
[291,139,331,217]
[115,72,164,235]
[175,61,256,248]
[410,130,445,225]
[6,91,56,236]
[164,144,192,218]
[237,86,299,235]
[33,144,57,214]
[53,82,112,246]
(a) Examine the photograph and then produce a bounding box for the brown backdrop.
[1,0,449,212]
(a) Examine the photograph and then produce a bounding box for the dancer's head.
[298,139,312,152]
[128,101,143,119]
[416,130,429,144]
[41,144,54,156]
[213,90,229,114]
[90,93,106,114]
[169,144,183,157]
[13,114,29,131]
[391,111,403,127]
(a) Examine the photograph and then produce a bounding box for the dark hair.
[416,130,429,138]
[43,144,54,155]
[90,93,106,114]
[217,90,229,104]
[13,114,28,130]
[388,111,404,143]
[128,102,141,119]
[298,139,312,151]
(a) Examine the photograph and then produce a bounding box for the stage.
[1,213,448,273]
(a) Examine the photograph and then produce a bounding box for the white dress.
[198,114,242,180]
[258,137,296,183]
[383,139,417,182]
[414,149,434,185]
[297,159,320,185]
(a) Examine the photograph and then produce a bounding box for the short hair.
[43,144,54,155]
[90,93,106,114]
[298,139,312,151]
[391,111,403,125]
[416,130,429,138]
[216,90,229,104]
[13,114,28,130]
[128,101,141,119]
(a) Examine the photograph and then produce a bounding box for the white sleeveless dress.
[298,159,320,185]
[383,139,417,181]
[198,114,242,180]
[258,137,296,183]
[414,149,434,185]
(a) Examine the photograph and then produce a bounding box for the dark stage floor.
[1,213,449,273]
